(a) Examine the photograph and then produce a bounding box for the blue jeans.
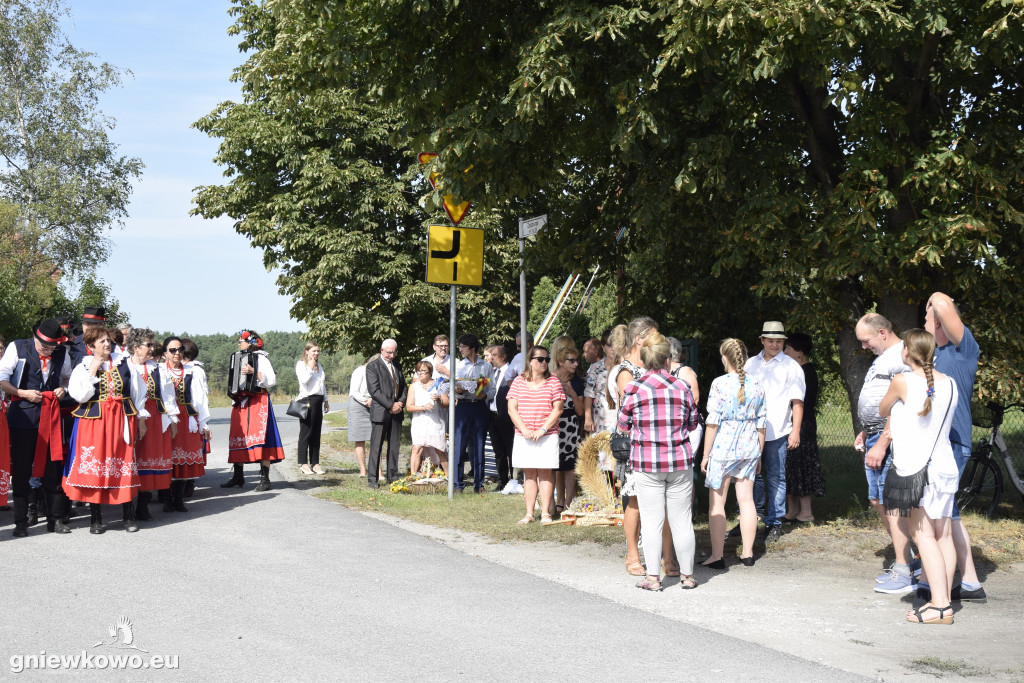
[754,437,788,527]
[863,431,891,503]
[453,400,489,490]
[951,442,971,520]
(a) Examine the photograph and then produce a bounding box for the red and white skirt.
[136,398,173,490]
[169,404,205,481]
[63,401,139,504]
[228,392,285,464]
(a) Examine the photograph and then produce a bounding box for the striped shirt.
[616,368,699,473]
[507,375,565,436]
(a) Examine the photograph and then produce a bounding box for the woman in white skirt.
[880,328,959,625]
[408,361,448,478]
[507,345,565,525]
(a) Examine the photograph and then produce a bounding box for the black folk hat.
[34,318,67,345]
[82,306,107,323]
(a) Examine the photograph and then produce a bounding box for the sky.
[59,1,304,334]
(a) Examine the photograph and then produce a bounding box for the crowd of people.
[0,308,323,535]
[345,288,983,624]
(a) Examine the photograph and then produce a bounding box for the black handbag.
[286,397,310,421]
[883,380,953,516]
[610,433,632,463]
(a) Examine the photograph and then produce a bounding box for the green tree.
[274,0,1024,420]
[192,0,522,367]
[0,0,142,288]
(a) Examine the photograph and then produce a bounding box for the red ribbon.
[39,355,49,372]
[32,391,63,476]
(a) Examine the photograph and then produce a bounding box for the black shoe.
[89,504,105,534]
[171,481,188,512]
[136,491,152,521]
[952,584,987,602]
[47,519,72,534]
[12,497,29,537]
[740,556,755,567]
[765,526,783,545]
[727,523,742,538]
[123,502,138,532]
[255,465,271,492]
[27,500,39,526]
[700,557,726,570]
[221,463,245,488]
[183,480,195,498]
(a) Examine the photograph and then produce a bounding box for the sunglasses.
[531,356,550,363]
[167,347,184,354]
[565,357,579,363]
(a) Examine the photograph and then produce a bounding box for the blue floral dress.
[704,373,767,490]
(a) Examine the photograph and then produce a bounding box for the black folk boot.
[255,465,271,492]
[12,496,29,537]
[89,503,105,534]
[136,491,152,521]
[171,480,188,512]
[221,463,245,488]
[122,500,139,532]
[159,488,173,513]
[27,487,40,526]
[46,491,72,534]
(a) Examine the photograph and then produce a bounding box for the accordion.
[228,351,260,398]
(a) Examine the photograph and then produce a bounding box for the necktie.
[39,355,49,373]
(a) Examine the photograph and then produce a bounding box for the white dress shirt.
[295,361,328,400]
[744,350,806,441]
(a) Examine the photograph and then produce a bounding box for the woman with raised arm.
[224,330,284,491]
[295,342,329,475]
[126,328,177,521]
[65,327,147,534]
[163,336,211,512]
[879,329,959,625]
[701,339,766,568]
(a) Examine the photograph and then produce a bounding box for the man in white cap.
[744,321,805,545]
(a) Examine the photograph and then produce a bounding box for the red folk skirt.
[169,403,205,481]
[63,401,139,505]
[228,392,285,464]
[0,404,11,501]
[136,398,173,490]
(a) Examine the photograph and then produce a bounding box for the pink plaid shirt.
[616,368,699,473]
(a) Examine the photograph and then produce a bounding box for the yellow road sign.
[426,225,483,287]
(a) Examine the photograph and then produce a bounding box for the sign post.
[518,214,547,361]
[426,224,485,498]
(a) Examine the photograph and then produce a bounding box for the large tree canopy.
[198,0,1024,420]
[192,0,523,358]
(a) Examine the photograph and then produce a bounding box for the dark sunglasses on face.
[167,347,184,354]
[531,356,550,363]
[565,357,579,363]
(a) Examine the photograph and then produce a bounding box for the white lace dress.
[410,383,447,450]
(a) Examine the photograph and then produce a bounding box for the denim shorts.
[951,442,971,520]
[863,431,891,503]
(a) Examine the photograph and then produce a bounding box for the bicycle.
[956,402,1024,518]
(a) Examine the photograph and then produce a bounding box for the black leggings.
[297,395,324,465]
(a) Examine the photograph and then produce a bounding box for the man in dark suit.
[486,344,516,490]
[366,338,407,487]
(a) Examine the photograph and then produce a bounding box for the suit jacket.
[366,356,408,422]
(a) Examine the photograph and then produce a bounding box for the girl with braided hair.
[879,329,959,624]
[700,339,767,567]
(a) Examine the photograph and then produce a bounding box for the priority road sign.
[426,225,484,287]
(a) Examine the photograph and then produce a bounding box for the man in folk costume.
[68,306,108,367]
[0,319,74,536]
[65,326,147,534]
[224,330,285,491]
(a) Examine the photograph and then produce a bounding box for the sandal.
[517,514,534,525]
[680,575,698,590]
[662,558,681,577]
[907,604,954,625]
[299,465,313,475]
[625,557,646,576]
[541,513,554,526]
[635,576,662,592]
[312,464,325,475]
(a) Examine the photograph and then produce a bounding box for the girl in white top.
[880,328,959,625]
[295,343,329,475]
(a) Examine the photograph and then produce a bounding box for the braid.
[720,338,748,404]
[737,365,746,404]
[920,362,934,417]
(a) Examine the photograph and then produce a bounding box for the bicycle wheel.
[956,454,1003,518]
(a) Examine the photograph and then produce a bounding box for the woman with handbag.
[295,343,329,475]
[700,338,766,568]
[879,329,959,625]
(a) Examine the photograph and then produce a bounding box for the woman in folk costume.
[163,336,211,513]
[223,329,284,491]
[125,328,178,520]
[181,338,209,498]
[64,327,147,534]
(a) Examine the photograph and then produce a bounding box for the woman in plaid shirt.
[617,332,700,591]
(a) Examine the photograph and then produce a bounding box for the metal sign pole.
[448,284,457,500]
[519,220,528,367]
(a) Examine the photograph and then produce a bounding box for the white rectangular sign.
[519,214,548,239]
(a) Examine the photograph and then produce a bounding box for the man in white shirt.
[421,334,451,380]
[508,331,533,376]
[854,313,918,594]
[452,334,496,493]
[486,344,516,490]
[744,321,805,545]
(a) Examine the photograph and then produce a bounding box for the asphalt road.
[0,406,864,681]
